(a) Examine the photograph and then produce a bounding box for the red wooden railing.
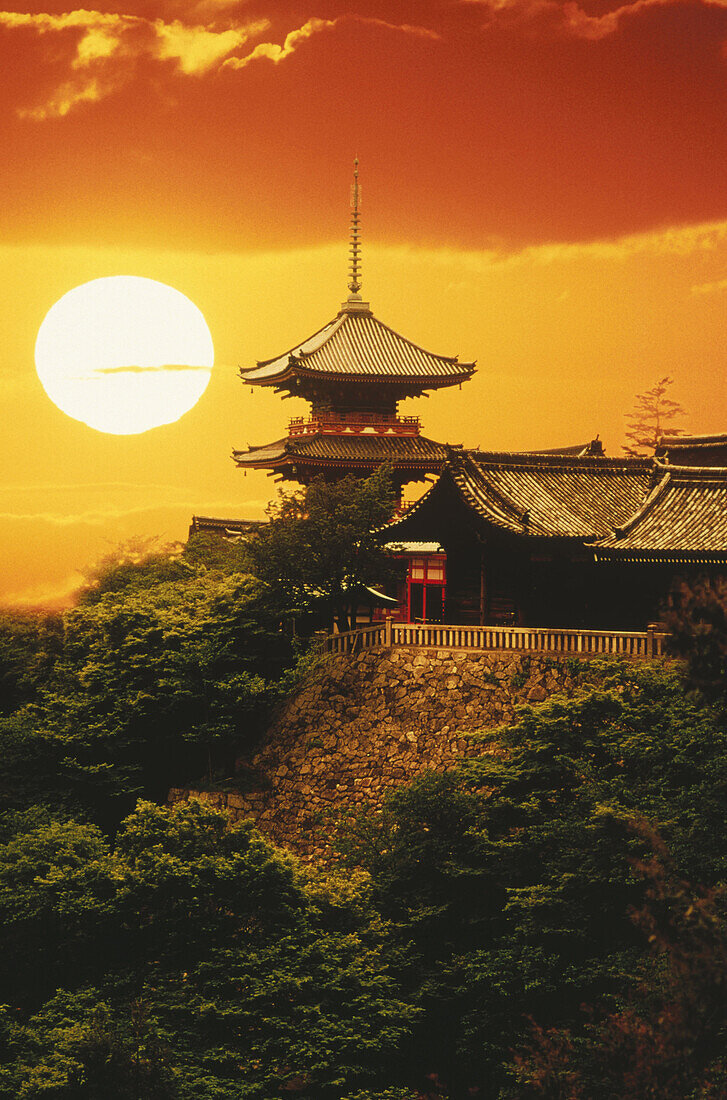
[288,414,421,436]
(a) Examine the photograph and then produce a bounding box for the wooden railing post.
[324,622,670,659]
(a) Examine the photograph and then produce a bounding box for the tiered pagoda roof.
[233,160,475,488]
[233,432,447,477]
[241,306,474,393]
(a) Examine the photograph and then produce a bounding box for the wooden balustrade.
[323,622,669,658]
[323,623,387,655]
[288,415,420,436]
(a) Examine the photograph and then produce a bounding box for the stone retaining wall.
[169,647,584,860]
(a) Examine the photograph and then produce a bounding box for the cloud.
[223,14,438,71]
[0,8,438,118]
[0,8,270,118]
[223,16,335,68]
[0,572,85,609]
[463,0,727,40]
[379,216,727,274]
[88,363,213,374]
[0,498,263,526]
[153,16,269,75]
[691,276,727,295]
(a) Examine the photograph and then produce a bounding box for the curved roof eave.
[239,307,476,387]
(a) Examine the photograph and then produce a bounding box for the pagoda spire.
[347,157,362,299]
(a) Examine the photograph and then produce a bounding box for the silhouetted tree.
[624,376,686,456]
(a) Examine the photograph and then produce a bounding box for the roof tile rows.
[449,450,654,538]
[596,466,727,559]
[233,432,448,469]
[389,449,727,561]
[241,308,475,387]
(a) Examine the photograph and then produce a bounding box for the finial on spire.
[348,156,362,297]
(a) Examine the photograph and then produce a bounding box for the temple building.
[232,160,475,496]
[189,167,727,633]
[384,438,727,628]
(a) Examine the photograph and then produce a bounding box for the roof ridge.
[612,471,672,538]
[660,433,727,446]
[452,452,526,529]
[468,449,650,470]
[378,475,442,533]
[659,462,727,478]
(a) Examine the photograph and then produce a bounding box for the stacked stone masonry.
[169,647,584,861]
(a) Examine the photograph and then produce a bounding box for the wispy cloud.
[0,9,438,118]
[691,276,727,295]
[152,16,269,75]
[0,498,265,526]
[0,8,269,118]
[224,14,439,70]
[463,0,727,40]
[86,363,212,375]
[0,572,85,609]
[383,217,727,273]
[223,15,335,69]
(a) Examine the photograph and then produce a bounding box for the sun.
[35,276,214,435]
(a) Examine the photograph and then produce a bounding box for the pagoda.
[233,161,476,496]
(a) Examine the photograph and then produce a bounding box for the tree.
[337,662,727,1096]
[623,375,686,456]
[0,609,62,714]
[512,820,727,1098]
[665,575,727,699]
[0,547,307,827]
[247,467,395,632]
[0,801,417,1100]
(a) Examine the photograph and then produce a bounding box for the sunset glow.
[3,0,727,603]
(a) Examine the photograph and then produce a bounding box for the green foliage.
[183,531,255,574]
[247,467,395,631]
[665,574,727,697]
[341,1091,423,1099]
[512,820,727,1098]
[339,662,727,1096]
[5,542,727,1096]
[1,991,176,1099]
[0,610,62,714]
[0,801,415,1099]
[0,546,307,825]
[77,537,191,604]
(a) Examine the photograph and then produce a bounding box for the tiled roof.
[446,450,654,538]
[241,306,475,388]
[233,432,448,470]
[656,433,727,467]
[660,433,727,447]
[595,465,727,561]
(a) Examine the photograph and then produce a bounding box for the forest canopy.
[1,496,727,1097]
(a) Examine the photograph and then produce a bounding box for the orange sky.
[4,0,727,605]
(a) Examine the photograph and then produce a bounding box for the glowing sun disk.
[35,276,214,435]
